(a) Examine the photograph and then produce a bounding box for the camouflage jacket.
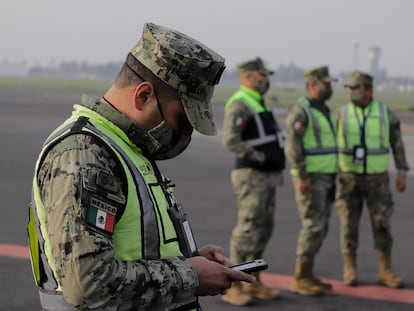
[34,96,198,310]
[222,87,267,164]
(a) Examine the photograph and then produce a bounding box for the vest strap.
[339,147,389,155]
[304,147,338,155]
[243,113,278,147]
[81,123,161,259]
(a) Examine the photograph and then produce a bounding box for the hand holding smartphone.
[230,259,268,273]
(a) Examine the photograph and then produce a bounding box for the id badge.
[353,145,367,164]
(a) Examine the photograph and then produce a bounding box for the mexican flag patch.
[87,196,116,233]
[233,116,244,128]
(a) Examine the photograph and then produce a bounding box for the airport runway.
[1,89,414,310]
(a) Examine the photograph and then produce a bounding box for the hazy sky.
[3,0,413,76]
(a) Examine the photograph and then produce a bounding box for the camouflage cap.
[237,57,274,75]
[344,70,373,88]
[304,66,337,82]
[131,23,226,136]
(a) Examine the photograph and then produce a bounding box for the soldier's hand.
[396,175,406,192]
[188,256,255,296]
[198,244,232,267]
[297,177,311,195]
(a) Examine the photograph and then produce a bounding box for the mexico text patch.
[86,196,117,233]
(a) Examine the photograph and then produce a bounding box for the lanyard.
[353,103,372,144]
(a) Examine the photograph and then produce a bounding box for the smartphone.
[230,259,268,273]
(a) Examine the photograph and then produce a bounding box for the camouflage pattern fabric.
[37,131,197,310]
[237,57,274,75]
[303,66,337,82]
[284,104,309,178]
[336,172,393,253]
[344,70,373,88]
[293,174,336,261]
[131,23,226,136]
[222,100,266,164]
[229,168,282,263]
[387,109,410,174]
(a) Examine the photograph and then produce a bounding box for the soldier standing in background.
[222,57,285,306]
[26,22,255,311]
[285,66,338,296]
[336,71,409,288]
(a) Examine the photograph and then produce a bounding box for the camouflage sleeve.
[37,134,197,310]
[284,104,308,178]
[388,109,410,176]
[222,100,266,163]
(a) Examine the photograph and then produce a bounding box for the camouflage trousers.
[293,173,336,262]
[336,172,394,254]
[229,168,283,263]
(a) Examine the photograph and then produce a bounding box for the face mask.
[318,86,332,100]
[350,91,365,103]
[253,77,270,95]
[147,120,191,160]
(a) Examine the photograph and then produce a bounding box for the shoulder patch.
[293,121,304,132]
[81,167,126,235]
[233,116,245,128]
[86,196,117,233]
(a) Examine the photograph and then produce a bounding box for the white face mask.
[147,120,191,160]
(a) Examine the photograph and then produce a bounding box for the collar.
[79,95,160,155]
[240,85,262,101]
[307,97,331,115]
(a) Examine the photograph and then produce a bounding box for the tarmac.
[1,89,414,310]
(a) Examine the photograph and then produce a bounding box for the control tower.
[368,46,381,77]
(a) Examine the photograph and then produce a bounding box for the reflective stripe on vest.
[290,97,337,176]
[244,112,278,147]
[337,101,390,173]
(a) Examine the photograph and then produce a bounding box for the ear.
[133,82,155,110]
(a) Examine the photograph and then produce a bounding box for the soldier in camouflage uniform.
[221,58,285,306]
[27,23,255,311]
[285,66,338,296]
[336,71,409,288]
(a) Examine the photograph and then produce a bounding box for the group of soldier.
[221,58,409,306]
[27,22,409,310]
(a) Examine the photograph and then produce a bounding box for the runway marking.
[261,273,414,305]
[1,243,413,304]
[0,243,30,259]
